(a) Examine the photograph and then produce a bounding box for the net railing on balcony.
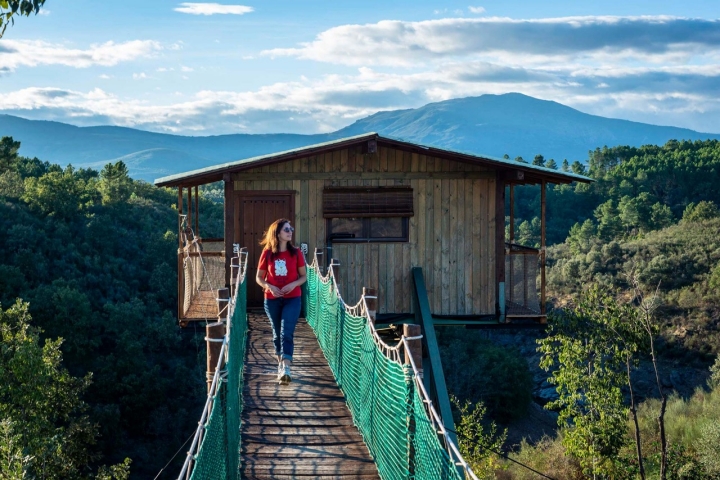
[179,216,226,320]
[505,242,541,316]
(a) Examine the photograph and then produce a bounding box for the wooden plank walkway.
[241,313,380,479]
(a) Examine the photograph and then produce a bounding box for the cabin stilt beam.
[540,180,547,319]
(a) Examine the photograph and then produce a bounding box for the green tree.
[98,161,133,205]
[545,158,558,170]
[452,397,506,479]
[22,165,97,218]
[567,219,596,255]
[571,160,586,175]
[683,200,720,222]
[0,0,46,37]
[561,159,570,172]
[594,199,622,240]
[533,154,545,167]
[538,286,640,477]
[514,156,527,163]
[0,300,130,479]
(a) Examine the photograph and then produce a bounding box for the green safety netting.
[189,273,247,480]
[305,265,464,480]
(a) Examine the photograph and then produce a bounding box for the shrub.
[438,328,532,422]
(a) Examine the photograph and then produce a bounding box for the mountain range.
[2,93,718,182]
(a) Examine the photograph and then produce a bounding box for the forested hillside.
[0,136,224,478]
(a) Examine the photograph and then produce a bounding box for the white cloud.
[261,16,720,66]
[468,6,485,14]
[99,74,112,79]
[38,9,50,16]
[0,39,161,73]
[181,65,194,72]
[4,57,720,135]
[174,3,253,15]
[133,72,148,79]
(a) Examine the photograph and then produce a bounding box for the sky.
[1,0,719,135]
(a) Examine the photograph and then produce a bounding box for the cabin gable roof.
[154,132,592,187]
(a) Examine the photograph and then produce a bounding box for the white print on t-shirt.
[274,259,288,276]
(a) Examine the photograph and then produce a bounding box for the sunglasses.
[282,226,294,233]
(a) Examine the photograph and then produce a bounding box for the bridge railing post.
[404,323,422,479]
[363,287,377,325]
[314,248,324,275]
[207,288,228,392]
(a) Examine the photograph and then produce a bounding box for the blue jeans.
[263,296,302,361]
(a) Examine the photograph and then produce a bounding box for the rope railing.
[306,251,480,480]
[178,249,248,480]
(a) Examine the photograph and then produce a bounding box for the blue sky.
[1,0,719,135]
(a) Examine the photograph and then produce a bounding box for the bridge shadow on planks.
[241,314,380,479]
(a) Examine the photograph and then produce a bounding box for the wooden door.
[235,191,295,307]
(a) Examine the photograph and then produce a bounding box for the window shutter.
[323,187,414,218]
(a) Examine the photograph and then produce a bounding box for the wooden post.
[207,288,229,391]
[495,173,506,320]
[540,180,547,318]
[315,248,324,275]
[363,287,377,324]
[194,185,199,238]
[404,323,422,478]
[223,174,234,289]
[178,187,184,323]
[403,324,422,375]
[188,186,193,236]
[509,184,515,244]
[205,321,225,391]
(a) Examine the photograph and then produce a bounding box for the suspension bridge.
[178,241,479,480]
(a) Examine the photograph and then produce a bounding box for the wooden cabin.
[154,133,591,324]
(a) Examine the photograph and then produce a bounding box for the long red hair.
[259,218,297,259]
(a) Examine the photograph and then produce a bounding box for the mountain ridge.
[2,93,718,182]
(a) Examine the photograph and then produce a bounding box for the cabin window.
[323,187,412,243]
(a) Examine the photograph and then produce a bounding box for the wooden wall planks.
[231,145,496,315]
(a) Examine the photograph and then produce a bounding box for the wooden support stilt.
[540,180,547,321]
[363,287,377,325]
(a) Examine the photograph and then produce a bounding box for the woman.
[256,218,306,384]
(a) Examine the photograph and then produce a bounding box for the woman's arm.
[257,269,283,297]
[279,265,307,295]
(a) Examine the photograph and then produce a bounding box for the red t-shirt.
[258,248,306,299]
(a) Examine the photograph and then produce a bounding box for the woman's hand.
[266,284,284,297]
[279,282,296,296]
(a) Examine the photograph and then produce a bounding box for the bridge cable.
[444,426,557,480]
[152,430,194,480]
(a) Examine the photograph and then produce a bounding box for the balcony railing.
[179,236,226,321]
[505,242,542,317]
